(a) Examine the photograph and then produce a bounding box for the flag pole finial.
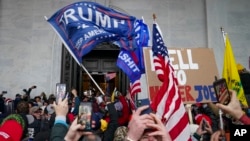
[220,27,224,33]
[153,13,156,21]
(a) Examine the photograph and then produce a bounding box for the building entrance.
[82,72,117,96]
[60,43,129,97]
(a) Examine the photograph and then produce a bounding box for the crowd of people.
[0,64,249,141]
[0,87,249,141]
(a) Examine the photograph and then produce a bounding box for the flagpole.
[153,13,156,23]
[221,27,226,43]
[185,104,193,124]
[216,34,227,139]
[219,27,225,131]
[80,64,105,95]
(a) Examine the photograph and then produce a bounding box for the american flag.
[117,49,142,103]
[105,72,116,81]
[150,22,191,141]
[126,88,137,110]
[129,78,141,98]
[129,79,141,107]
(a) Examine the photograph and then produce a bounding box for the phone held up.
[55,83,67,103]
[77,102,92,131]
[201,119,207,131]
[213,78,231,105]
[136,98,152,115]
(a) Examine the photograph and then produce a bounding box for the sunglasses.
[34,110,41,113]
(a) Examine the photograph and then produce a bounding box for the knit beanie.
[0,114,25,141]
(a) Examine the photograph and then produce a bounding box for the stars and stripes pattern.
[121,19,149,105]
[129,79,141,98]
[126,87,137,110]
[105,72,116,81]
[150,22,191,141]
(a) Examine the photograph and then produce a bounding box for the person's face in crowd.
[32,109,42,118]
[35,97,41,102]
[45,113,51,119]
[104,96,110,103]
[34,109,41,114]
[28,103,32,108]
[44,102,48,107]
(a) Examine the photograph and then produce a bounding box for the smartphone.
[213,78,231,105]
[136,98,152,115]
[202,119,207,131]
[56,83,66,102]
[77,102,92,131]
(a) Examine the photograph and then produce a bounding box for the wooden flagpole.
[80,64,105,95]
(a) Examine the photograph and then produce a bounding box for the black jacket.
[102,103,119,141]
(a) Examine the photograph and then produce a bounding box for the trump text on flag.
[143,47,219,104]
[47,1,137,62]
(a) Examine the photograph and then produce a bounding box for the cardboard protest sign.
[143,47,219,104]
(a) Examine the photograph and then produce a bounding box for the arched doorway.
[60,42,129,97]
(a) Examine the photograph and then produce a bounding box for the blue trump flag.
[116,18,149,97]
[47,1,137,64]
[117,48,141,83]
[133,18,150,73]
[116,19,149,82]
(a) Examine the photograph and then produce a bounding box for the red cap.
[0,120,23,141]
[195,114,212,126]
